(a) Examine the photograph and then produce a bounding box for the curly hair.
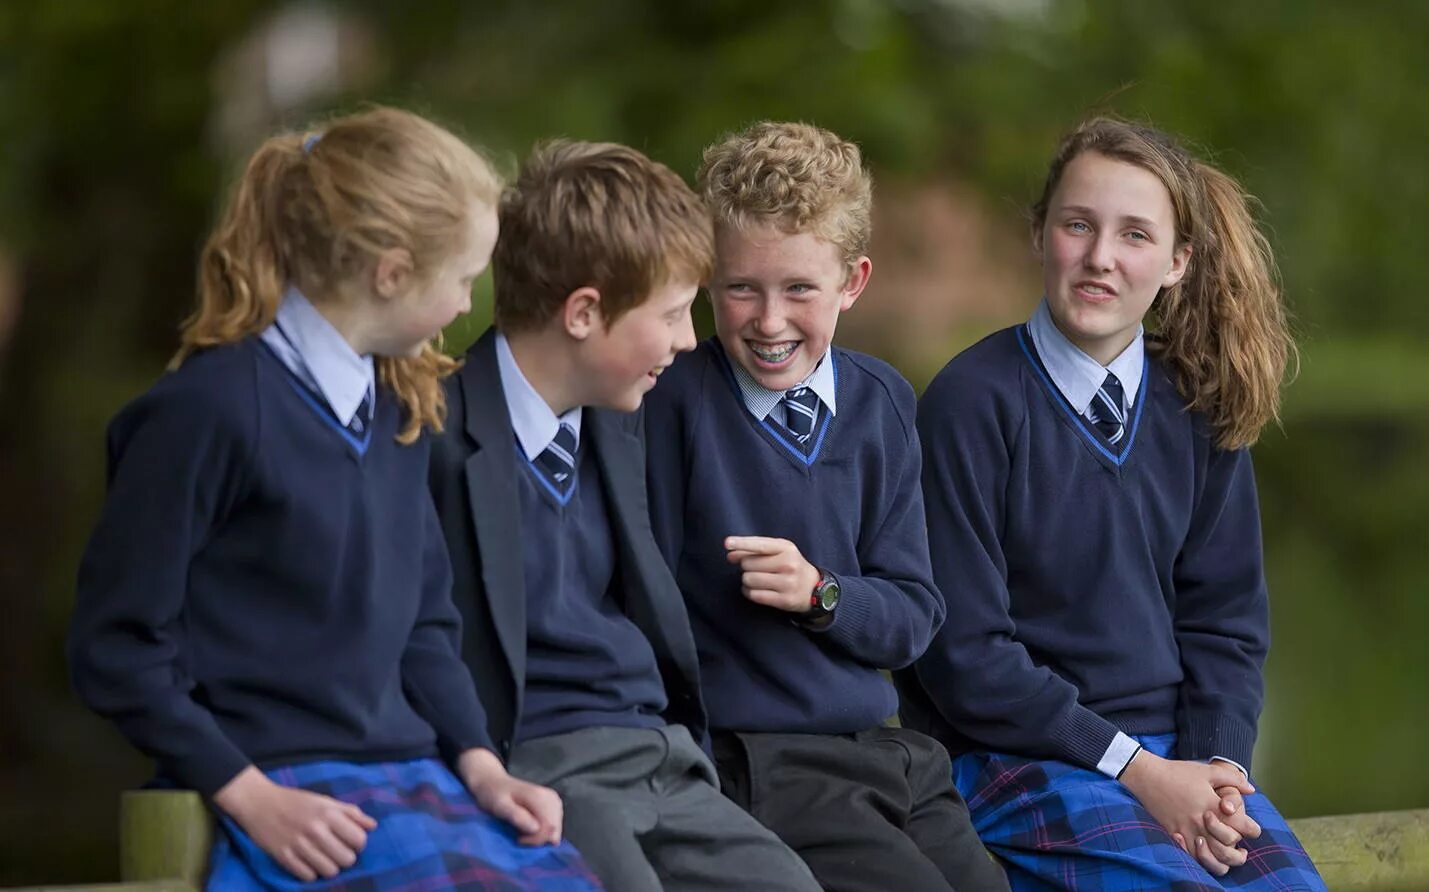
[698,121,873,269]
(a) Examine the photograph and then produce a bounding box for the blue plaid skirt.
[953,734,1325,891]
[207,758,602,891]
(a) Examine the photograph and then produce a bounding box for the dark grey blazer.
[428,327,708,760]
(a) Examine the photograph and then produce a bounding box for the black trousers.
[712,727,1009,892]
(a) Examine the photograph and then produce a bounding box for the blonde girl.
[69,107,600,891]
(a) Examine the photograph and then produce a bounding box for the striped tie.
[1087,372,1126,445]
[782,386,821,448]
[535,423,578,494]
[347,387,372,437]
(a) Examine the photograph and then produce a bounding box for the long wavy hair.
[1032,117,1295,450]
[173,106,502,443]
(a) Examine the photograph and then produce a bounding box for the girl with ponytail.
[69,107,600,890]
[900,117,1326,889]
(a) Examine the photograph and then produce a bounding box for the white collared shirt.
[1027,299,1143,414]
[495,333,583,460]
[259,286,374,427]
[729,345,838,427]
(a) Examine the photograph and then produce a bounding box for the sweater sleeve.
[401,486,494,757]
[67,376,257,797]
[817,387,946,669]
[912,367,1123,770]
[1172,442,1268,771]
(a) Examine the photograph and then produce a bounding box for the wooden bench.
[11,793,1429,890]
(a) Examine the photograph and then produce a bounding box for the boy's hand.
[1119,750,1255,876]
[724,536,821,614]
[212,766,376,882]
[457,748,563,846]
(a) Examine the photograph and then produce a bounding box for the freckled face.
[709,223,866,391]
[578,279,700,411]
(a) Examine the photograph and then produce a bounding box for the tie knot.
[347,387,373,435]
[1089,372,1126,445]
[781,387,821,443]
[551,423,574,451]
[534,422,578,495]
[785,386,818,410]
[549,422,577,458]
[1101,371,1124,399]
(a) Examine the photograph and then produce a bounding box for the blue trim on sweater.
[258,339,374,456]
[280,374,374,456]
[521,447,577,507]
[1015,325,1146,466]
[715,347,838,466]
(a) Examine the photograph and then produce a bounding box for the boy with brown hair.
[642,122,1008,892]
[429,139,819,892]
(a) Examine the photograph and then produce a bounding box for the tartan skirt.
[206,757,602,891]
[952,733,1325,891]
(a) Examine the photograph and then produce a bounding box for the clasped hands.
[1120,749,1262,877]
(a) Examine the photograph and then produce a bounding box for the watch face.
[817,580,841,611]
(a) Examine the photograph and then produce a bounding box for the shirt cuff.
[1097,731,1143,779]
[1211,755,1249,778]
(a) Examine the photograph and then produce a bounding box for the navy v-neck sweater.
[515,442,667,743]
[644,339,944,734]
[68,338,491,796]
[898,325,1269,771]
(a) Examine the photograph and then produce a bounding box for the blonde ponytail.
[173,107,501,443]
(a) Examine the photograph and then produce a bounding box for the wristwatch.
[802,568,841,626]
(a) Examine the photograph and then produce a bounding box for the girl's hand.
[1206,783,1263,847]
[1119,750,1254,876]
[457,748,563,846]
[212,766,376,881]
[724,536,821,614]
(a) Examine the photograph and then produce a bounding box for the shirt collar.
[729,344,838,421]
[1027,298,1143,413]
[495,332,583,461]
[266,286,374,425]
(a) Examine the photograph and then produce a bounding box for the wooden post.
[118,790,213,890]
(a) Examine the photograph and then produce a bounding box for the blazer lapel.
[587,410,703,691]
[460,331,528,699]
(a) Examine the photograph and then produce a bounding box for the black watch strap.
[803,568,840,625]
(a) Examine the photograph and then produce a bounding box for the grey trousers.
[713,728,1010,892]
[509,724,820,892]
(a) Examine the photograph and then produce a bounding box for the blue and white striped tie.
[1087,372,1126,445]
[782,387,821,448]
[535,423,578,494]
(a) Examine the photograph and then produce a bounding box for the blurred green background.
[2,0,1426,883]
